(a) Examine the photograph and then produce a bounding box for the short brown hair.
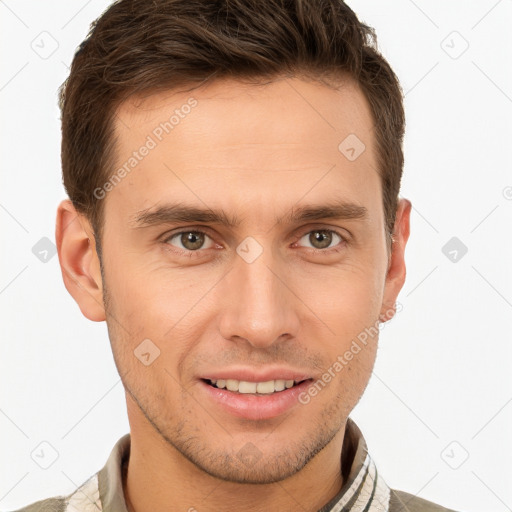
[59,0,405,257]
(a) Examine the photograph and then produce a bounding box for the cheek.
[299,266,383,387]
[302,261,383,329]
[104,264,216,377]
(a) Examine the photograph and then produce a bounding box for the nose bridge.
[218,241,299,348]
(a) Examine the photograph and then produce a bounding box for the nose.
[217,244,300,349]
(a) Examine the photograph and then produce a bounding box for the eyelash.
[161,227,348,258]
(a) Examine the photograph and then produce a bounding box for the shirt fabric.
[11,418,459,512]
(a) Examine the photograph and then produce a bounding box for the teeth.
[226,379,239,392]
[210,378,301,394]
[274,379,285,391]
[240,381,258,393]
[256,381,274,394]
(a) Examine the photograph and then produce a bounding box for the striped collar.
[88,417,390,512]
[318,418,390,511]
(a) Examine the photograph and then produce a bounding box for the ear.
[55,199,106,322]
[379,197,412,322]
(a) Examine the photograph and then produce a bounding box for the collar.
[97,417,390,511]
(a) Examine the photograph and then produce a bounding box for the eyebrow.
[131,199,368,229]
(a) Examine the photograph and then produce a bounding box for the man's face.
[86,76,405,483]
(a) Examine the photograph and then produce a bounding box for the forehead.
[107,76,381,227]
[115,75,374,154]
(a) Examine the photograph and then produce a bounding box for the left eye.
[297,229,344,250]
[166,231,214,251]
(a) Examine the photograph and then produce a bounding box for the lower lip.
[199,379,313,420]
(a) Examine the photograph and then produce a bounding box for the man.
[13,0,459,511]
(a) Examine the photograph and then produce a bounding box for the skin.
[56,75,411,512]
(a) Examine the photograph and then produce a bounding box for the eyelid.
[161,224,350,241]
[294,224,350,241]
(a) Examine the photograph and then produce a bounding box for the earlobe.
[55,199,106,322]
[379,198,412,323]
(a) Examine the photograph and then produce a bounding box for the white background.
[1,1,511,511]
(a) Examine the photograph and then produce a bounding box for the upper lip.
[200,367,313,383]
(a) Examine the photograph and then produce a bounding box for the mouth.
[202,378,312,395]
[198,368,313,421]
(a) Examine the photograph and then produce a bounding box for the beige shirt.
[12,418,459,512]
